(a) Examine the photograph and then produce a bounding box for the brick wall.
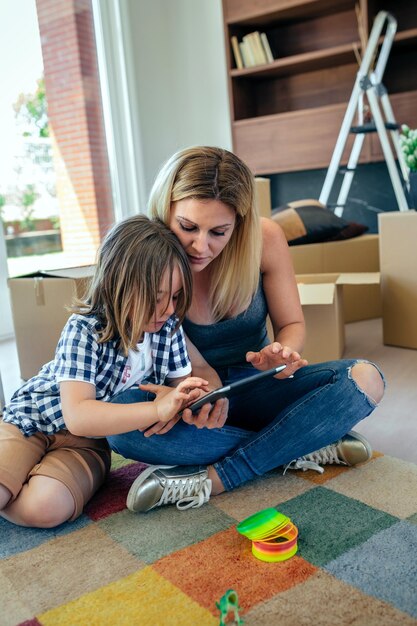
[36,0,114,265]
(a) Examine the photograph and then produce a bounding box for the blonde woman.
[0,215,208,528]
[110,147,385,514]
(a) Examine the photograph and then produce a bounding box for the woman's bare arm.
[246,218,308,376]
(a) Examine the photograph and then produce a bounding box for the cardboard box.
[295,272,380,364]
[289,234,382,322]
[255,177,272,218]
[8,266,95,380]
[254,179,379,321]
[378,210,417,349]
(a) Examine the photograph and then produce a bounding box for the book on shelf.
[260,32,274,63]
[251,31,268,65]
[232,31,274,68]
[242,34,257,66]
[239,41,253,67]
[230,35,243,69]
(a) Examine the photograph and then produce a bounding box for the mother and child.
[0,146,385,528]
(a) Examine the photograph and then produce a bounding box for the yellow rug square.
[38,567,216,626]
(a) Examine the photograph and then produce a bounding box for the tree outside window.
[1,76,62,267]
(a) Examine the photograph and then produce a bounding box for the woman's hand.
[246,342,308,377]
[181,395,229,429]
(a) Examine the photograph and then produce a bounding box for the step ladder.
[319,11,411,217]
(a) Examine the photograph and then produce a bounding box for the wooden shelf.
[230,42,361,79]
[225,0,354,25]
[391,27,417,47]
[230,27,417,81]
[222,0,417,174]
[232,103,362,174]
[231,91,417,175]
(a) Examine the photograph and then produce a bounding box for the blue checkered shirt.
[3,313,191,436]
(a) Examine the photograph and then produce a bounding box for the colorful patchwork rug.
[1,451,417,625]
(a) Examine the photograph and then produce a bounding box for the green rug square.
[110,452,136,470]
[99,505,237,564]
[278,486,399,567]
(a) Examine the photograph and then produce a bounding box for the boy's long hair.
[148,146,262,321]
[72,215,192,355]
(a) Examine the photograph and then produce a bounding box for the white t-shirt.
[113,333,154,395]
[113,332,190,395]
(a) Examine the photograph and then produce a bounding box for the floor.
[343,318,417,465]
[0,317,416,465]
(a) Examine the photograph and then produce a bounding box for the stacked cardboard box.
[255,177,272,219]
[8,266,94,380]
[378,210,417,349]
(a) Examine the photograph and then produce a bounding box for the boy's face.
[143,265,183,333]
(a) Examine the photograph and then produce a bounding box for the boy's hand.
[135,384,178,437]
[140,414,182,437]
[139,377,209,425]
[140,384,227,436]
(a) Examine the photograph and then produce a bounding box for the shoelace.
[283,441,344,475]
[158,476,212,510]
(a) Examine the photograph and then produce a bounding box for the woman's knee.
[350,361,385,404]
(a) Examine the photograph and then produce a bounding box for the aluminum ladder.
[319,11,410,217]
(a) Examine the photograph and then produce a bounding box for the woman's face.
[169,198,236,273]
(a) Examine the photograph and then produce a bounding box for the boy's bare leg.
[0,484,12,510]
[0,475,75,528]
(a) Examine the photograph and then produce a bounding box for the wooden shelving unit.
[222,0,417,175]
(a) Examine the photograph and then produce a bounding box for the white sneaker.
[284,431,372,475]
[126,465,212,513]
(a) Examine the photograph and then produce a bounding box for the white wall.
[1,0,232,340]
[125,0,232,200]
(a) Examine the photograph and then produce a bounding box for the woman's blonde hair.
[149,146,262,321]
[72,215,192,355]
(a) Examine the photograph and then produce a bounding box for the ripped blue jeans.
[107,359,384,491]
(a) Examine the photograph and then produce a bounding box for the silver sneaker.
[284,431,372,475]
[126,465,212,513]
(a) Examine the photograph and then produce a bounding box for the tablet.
[188,364,287,414]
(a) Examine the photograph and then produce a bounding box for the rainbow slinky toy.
[236,507,298,562]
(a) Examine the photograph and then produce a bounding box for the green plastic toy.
[215,589,243,625]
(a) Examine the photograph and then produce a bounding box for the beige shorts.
[0,420,111,521]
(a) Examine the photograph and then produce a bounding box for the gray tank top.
[183,278,269,369]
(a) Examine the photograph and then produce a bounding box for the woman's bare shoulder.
[260,217,290,268]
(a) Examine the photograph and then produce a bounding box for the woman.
[107,147,385,514]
